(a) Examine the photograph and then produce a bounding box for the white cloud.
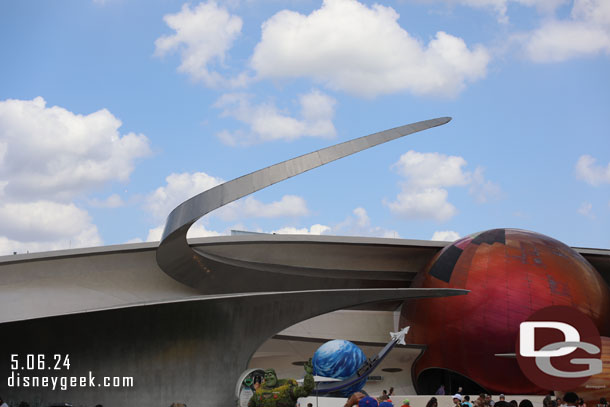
[214,90,336,145]
[387,187,458,221]
[146,171,310,222]
[250,0,490,98]
[525,21,610,61]
[154,1,244,87]
[0,201,96,242]
[146,225,166,242]
[575,154,610,186]
[572,0,610,25]
[187,223,223,238]
[125,237,144,244]
[431,230,461,241]
[353,207,370,228]
[0,97,150,201]
[0,97,150,254]
[577,201,595,218]
[146,172,224,220]
[143,172,311,241]
[392,150,470,188]
[386,151,499,221]
[272,224,331,235]
[333,207,400,238]
[0,201,102,255]
[146,223,222,242]
[88,193,125,208]
[426,0,568,23]
[522,0,610,62]
[268,207,399,238]
[469,167,502,203]
[218,195,309,221]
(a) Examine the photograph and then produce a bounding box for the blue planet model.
[312,339,367,396]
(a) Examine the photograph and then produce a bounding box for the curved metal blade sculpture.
[156,117,452,293]
[147,118,466,406]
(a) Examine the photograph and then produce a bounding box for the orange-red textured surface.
[572,336,610,404]
[400,229,610,394]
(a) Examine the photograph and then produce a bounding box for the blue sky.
[0,0,608,255]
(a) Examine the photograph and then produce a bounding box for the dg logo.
[516,305,603,390]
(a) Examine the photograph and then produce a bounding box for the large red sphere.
[400,228,610,394]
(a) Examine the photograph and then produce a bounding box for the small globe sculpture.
[312,339,367,397]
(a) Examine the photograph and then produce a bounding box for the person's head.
[263,368,278,388]
[544,396,554,407]
[454,394,464,405]
[500,395,506,401]
[345,392,367,407]
[510,400,518,407]
[465,396,471,402]
[479,394,487,401]
[383,390,388,395]
[427,397,438,407]
[308,404,313,407]
[458,387,463,393]
[519,400,534,407]
[403,399,410,406]
[564,393,579,406]
[359,397,379,407]
[486,395,492,401]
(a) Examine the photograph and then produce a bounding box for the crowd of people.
[343,388,609,407]
[0,399,105,407]
[2,392,609,407]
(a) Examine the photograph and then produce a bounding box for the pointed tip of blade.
[438,116,452,125]
[423,116,452,129]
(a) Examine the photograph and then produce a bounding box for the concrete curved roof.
[1,234,607,324]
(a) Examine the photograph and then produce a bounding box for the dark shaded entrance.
[417,368,487,395]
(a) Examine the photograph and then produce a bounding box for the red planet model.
[400,228,610,394]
